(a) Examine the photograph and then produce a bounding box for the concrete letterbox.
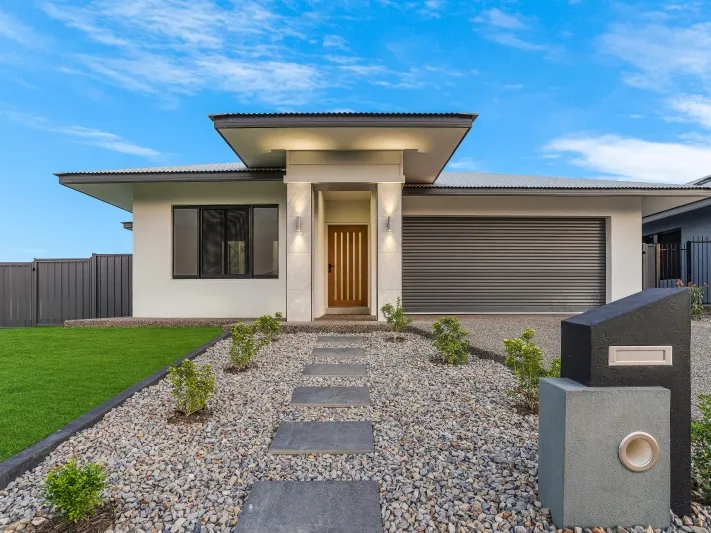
[539,379,670,528]
[559,288,691,516]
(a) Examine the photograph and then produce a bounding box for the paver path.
[236,335,381,532]
[302,363,368,376]
[290,385,370,407]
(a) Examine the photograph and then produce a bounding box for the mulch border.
[0,330,230,489]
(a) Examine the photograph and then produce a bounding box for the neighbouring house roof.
[643,197,711,224]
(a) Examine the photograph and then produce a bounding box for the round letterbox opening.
[618,432,660,472]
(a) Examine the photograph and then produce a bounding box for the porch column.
[286,182,312,321]
[377,182,402,320]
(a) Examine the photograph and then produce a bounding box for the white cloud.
[323,35,347,50]
[544,134,711,183]
[0,107,160,157]
[668,95,711,129]
[599,20,711,92]
[476,8,526,30]
[0,9,45,46]
[473,8,552,54]
[447,157,477,170]
[41,0,441,105]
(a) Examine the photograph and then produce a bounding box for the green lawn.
[0,327,222,461]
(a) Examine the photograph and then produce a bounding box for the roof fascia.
[57,170,285,184]
[210,114,478,129]
[403,187,711,197]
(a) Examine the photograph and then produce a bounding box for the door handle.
[328,263,333,273]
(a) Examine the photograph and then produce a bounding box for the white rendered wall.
[403,195,643,303]
[286,182,312,321]
[132,181,286,318]
[377,183,403,319]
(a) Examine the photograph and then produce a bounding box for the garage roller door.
[402,217,606,313]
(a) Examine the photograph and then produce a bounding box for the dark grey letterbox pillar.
[561,288,691,517]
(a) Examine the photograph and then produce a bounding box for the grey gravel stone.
[0,330,708,533]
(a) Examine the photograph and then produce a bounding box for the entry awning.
[209,112,477,184]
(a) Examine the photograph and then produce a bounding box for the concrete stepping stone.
[291,386,370,407]
[302,363,368,377]
[235,480,382,533]
[312,346,366,358]
[316,335,365,345]
[269,421,374,454]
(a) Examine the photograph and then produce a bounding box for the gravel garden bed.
[0,331,709,533]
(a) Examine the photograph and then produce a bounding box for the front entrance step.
[312,347,366,358]
[269,421,374,454]
[315,335,365,345]
[302,363,368,377]
[291,386,370,407]
[234,480,382,533]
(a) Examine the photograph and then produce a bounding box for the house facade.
[56,112,711,321]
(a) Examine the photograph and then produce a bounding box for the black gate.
[642,240,711,303]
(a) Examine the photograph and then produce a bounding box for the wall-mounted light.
[296,216,302,232]
[386,215,392,232]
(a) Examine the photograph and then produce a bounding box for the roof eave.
[209,113,478,129]
[56,170,285,184]
[403,187,711,196]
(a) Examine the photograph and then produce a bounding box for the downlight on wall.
[386,216,392,232]
[296,216,302,232]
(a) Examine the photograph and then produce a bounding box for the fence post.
[686,241,692,284]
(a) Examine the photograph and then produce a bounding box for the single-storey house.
[56,112,711,321]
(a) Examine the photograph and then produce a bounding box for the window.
[172,205,279,278]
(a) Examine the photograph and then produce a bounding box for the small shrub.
[381,298,411,339]
[692,394,711,503]
[253,313,282,343]
[676,280,707,320]
[503,328,560,412]
[44,458,107,523]
[432,316,470,365]
[230,322,265,369]
[168,359,215,416]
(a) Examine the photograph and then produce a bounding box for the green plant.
[692,394,711,503]
[230,322,265,369]
[43,458,107,523]
[381,298,411,338]
[168,359,215,416]
[503,328,560,412]
[676,280,707,320]
[432,316,470,365]
[253,313,282,343]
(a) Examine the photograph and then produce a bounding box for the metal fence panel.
[0,254,133,327]
[35,259,92,325]
[93,254,132,318]
[642,241,711,303]
[0,263,34,327]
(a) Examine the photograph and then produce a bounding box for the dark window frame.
[172,204,279,280]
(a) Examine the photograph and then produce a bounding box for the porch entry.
[327,225,368,307]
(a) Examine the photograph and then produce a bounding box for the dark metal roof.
[209,112,477,119]
[409,172,711,190]
[55,162,280,176]
[643,197,711,223]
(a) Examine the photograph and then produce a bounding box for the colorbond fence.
[0,254,132,327]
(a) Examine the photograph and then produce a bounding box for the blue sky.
[2,0,711,261]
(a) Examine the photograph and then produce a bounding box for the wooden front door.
[328,225,368,307]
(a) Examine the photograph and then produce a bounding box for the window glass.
[253,207,279,277]
[225,208,249,275]
[173,208,198,276]
[201,209,223,276]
